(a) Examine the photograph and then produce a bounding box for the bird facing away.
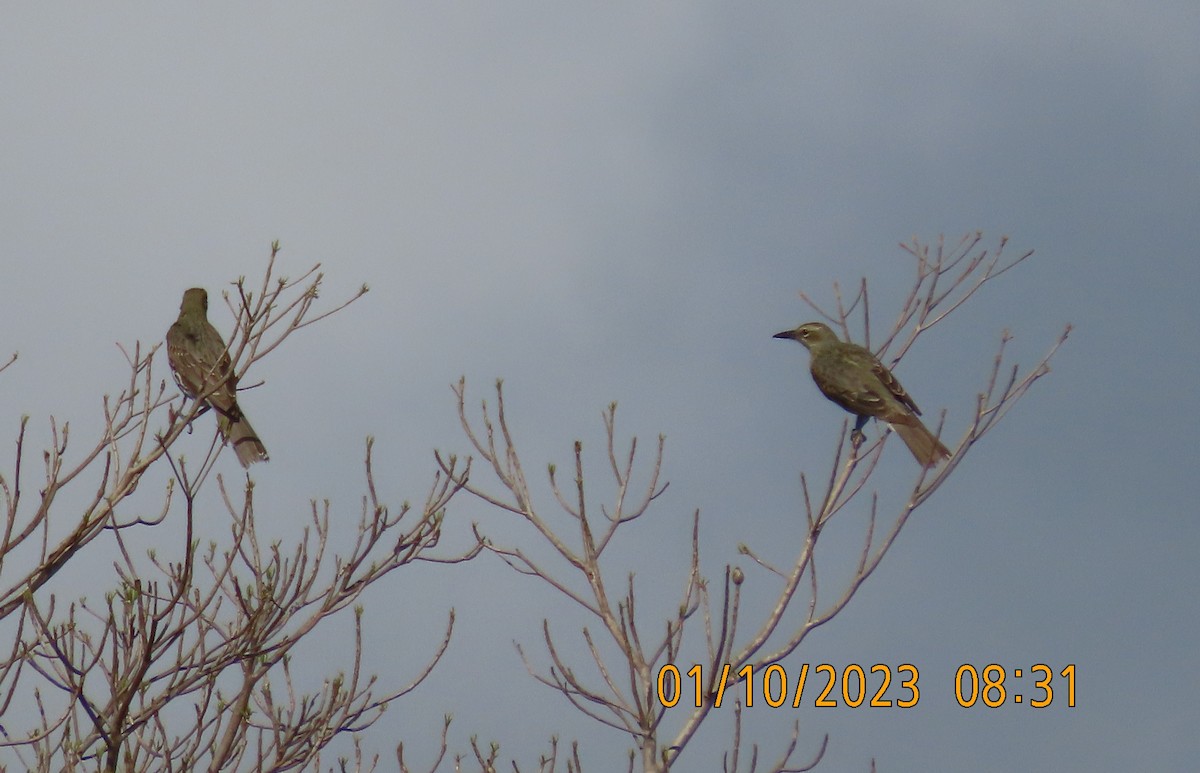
[774,322,950,468]
[166,288,269,468]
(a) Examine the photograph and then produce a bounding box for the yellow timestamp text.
[954,663,1076,708]
[656,663,921,709]
[657,663,1078,709]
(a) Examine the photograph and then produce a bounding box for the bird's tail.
[890,418,950,468]
[219,411,269,468]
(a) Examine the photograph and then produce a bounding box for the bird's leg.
[181,403,212,434]
[850,414,870,450]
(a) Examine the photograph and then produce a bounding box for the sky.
[1,3,1197,771]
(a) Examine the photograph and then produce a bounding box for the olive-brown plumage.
[167,288,268,467]
[774,322,949,467]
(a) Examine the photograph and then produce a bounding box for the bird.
[166,287,269,468]
[774,322,949,468]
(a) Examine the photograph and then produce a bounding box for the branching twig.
[447,234,1067,772]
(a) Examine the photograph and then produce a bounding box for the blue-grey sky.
[1,4,1197,771]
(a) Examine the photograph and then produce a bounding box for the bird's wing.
[811,348,894,418]
[870,358,921,415]
[167,320,239,412]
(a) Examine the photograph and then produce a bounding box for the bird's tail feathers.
[219,413,269,468]
[890,418,950,469]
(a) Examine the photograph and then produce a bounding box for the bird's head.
[772,322,839,350]
[180,287,209,315]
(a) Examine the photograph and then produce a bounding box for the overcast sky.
[1,3,1197,771]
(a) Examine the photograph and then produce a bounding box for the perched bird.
[166,288,269,468]
[774,322,949,468]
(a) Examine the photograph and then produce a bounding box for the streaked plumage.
[166,288,268,467]
[774,322,949,467]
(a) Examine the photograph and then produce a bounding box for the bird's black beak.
[773,330,796,340]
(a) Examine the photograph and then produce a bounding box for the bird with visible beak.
[774,322,949,467]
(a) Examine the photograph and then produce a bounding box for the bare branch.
[447,234,1067,772]
[0,248,458,772]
